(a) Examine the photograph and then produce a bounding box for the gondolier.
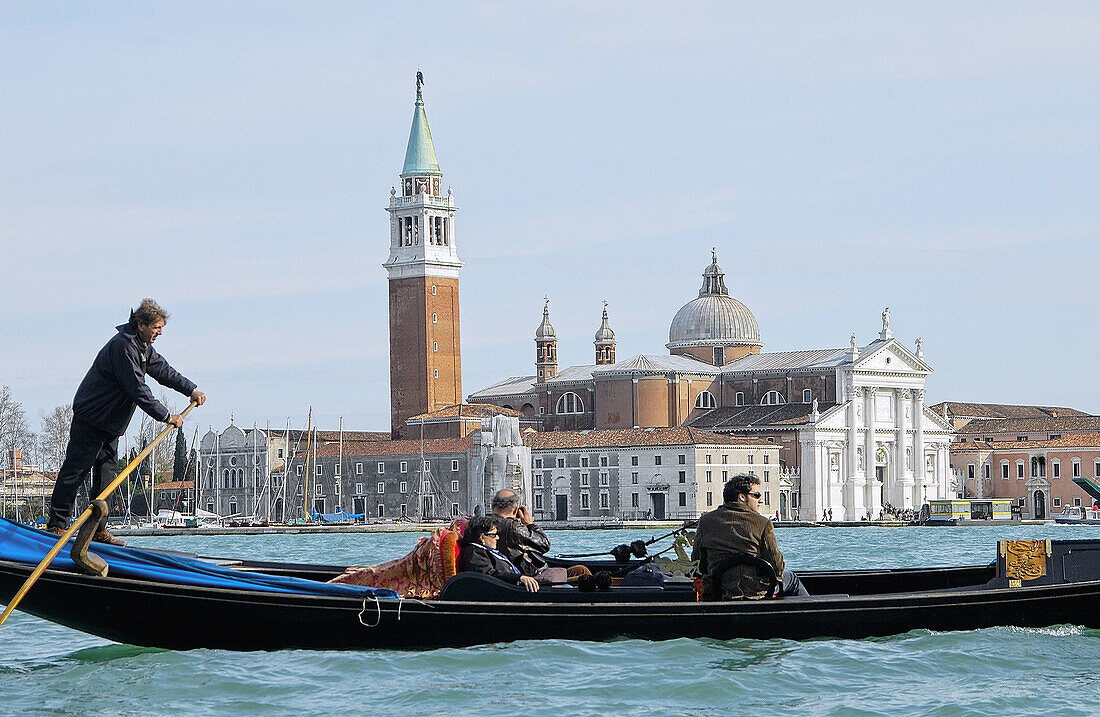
[46,299,206,546]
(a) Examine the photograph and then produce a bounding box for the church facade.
[469,253,955,520]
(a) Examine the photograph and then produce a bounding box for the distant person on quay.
[692,474,809,600]
[46,299,206,546]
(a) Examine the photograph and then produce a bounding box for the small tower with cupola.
[535,299,558,383]
[594,302,616,365]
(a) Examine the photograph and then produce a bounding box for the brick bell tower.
[385,73,463,439]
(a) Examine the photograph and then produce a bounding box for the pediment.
[854,339,931,374]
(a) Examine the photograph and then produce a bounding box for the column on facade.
[913,389,925,491]
[895,388,910,508]
[864,388,877,516]
[800,437,821,520]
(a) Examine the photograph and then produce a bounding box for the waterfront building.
[931,401,1100,439]
[385,76,463,439]
[951,433,1100,519]
[0,450,54,522]
[470,253,955,520]
[525,427,782,522]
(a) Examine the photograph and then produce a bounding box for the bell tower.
[594,302,616,365]
[384,73,463,439]
[535,298,558,383]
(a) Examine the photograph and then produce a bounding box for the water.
[4,524,1100,716]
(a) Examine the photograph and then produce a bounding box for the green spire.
[402,73,441,176]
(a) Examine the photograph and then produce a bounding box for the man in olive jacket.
[46,299,206,545]
[692,474,808,599]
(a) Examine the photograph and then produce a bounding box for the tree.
[39,404,74,471]
[0,385,31,468]
[172,427,189,483]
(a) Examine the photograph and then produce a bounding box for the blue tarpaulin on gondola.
[313,510,363,523]
[0,518,397,599]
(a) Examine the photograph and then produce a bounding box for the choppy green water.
[4,524,1100,716]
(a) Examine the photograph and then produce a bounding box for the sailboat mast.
[303,407,313,522]
[338,416,343,512]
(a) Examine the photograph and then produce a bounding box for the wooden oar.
[0,401,199,627]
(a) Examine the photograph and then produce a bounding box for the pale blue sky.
[2,2,1097,441]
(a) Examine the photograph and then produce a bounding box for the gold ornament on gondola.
[1001,539,1050,585]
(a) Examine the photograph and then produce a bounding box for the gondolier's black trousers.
[47,419,119,532]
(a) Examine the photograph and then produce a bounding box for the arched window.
[760,390,786,406]
[556,392,584,414]
[694,391,716,409]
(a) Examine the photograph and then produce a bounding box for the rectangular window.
[678,471,686,483]
[1074,497,1082,507]
[377,482,384,494]
[764,471,769,481]
[631,472,638,484]
[706,470,712,483]
[315,483,323,495]
[581,492,590,509]
[1017,436,1028,442]
[721,455,728,464]
[1054,497,1062,508]
[582,456,589,467]
[356,463,363,475]
[599,492,609,510]
[316,464,323,476]
[1095,460,1100,477]
[1017,462,1024,479]
[721,470,728,481]
[654,455,662,466]
[764,491,771,504]
[534,493,543,509]
[1053,462,1060,478]
[580,474,590,487]
[296,465,303,477]
[599,472,609,486]
[354,482,363,495]
[803,388,812,403]
[967,464,975,480]
[377,504,385,518]
[451,460,459,471]
[557,458,565,468]
[735,392,744,406]
[984,464,990,479]
[631,493,639,507]
[399,481,408,493]
[747,455,753,464]
[678,492,687,507]
[631,456,639,466]
[678,454,686,465]
[423,460,430,471]
[535,458,543,468]
[1074,461,1081,478]
[400,503,408,516]
[451,503,460,517]
[296,485,303,496]
[706,491,713,507]
[378,462,385,473]
[334,463,341,476]
[764,455,769,464]
[1002,463,1009,479]
[600,456,608,467]
[451,480,459,492]
[400,461,408,473]
[706,454,712,464]
[1051,434,1061,440]
[277,448,284,459]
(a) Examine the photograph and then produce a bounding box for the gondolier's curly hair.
[723,473,761,503]
[130,298,169,327]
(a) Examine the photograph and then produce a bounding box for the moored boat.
[2,518,1100,650]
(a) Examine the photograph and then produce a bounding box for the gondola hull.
[4,541,1100,650]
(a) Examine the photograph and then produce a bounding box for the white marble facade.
[798,325,954,521]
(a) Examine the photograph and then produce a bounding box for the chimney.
[8,450,20,471]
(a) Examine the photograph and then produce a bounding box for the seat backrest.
[702,550,779,600]
[440,530,461,581]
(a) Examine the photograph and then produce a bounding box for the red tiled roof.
[407,403,521,421]
[931,402,1089,420]
[951,432,1100,452]
[525,427,775,450]
[155,480,194,490]
[313,436,474,458]
[954,415,1100,435]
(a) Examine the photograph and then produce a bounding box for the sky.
[1,2,1098,444]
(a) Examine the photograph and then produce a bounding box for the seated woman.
[458,516,539,592]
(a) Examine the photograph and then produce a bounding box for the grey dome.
[666,251,762,350]
[594,303,615,344]
[534,299,556,341]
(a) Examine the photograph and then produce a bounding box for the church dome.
[666,251,762,350]
[534,299,556,341]
[594,303,615,344]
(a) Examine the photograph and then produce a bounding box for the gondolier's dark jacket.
[691,500,786,600]
[72,322,197,437]
[496,516,551,576]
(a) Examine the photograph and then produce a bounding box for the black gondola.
[3,535,1100,651]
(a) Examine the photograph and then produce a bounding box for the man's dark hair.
[491,489,520,513]
[723,473,761,503]
[130,298,169,327]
